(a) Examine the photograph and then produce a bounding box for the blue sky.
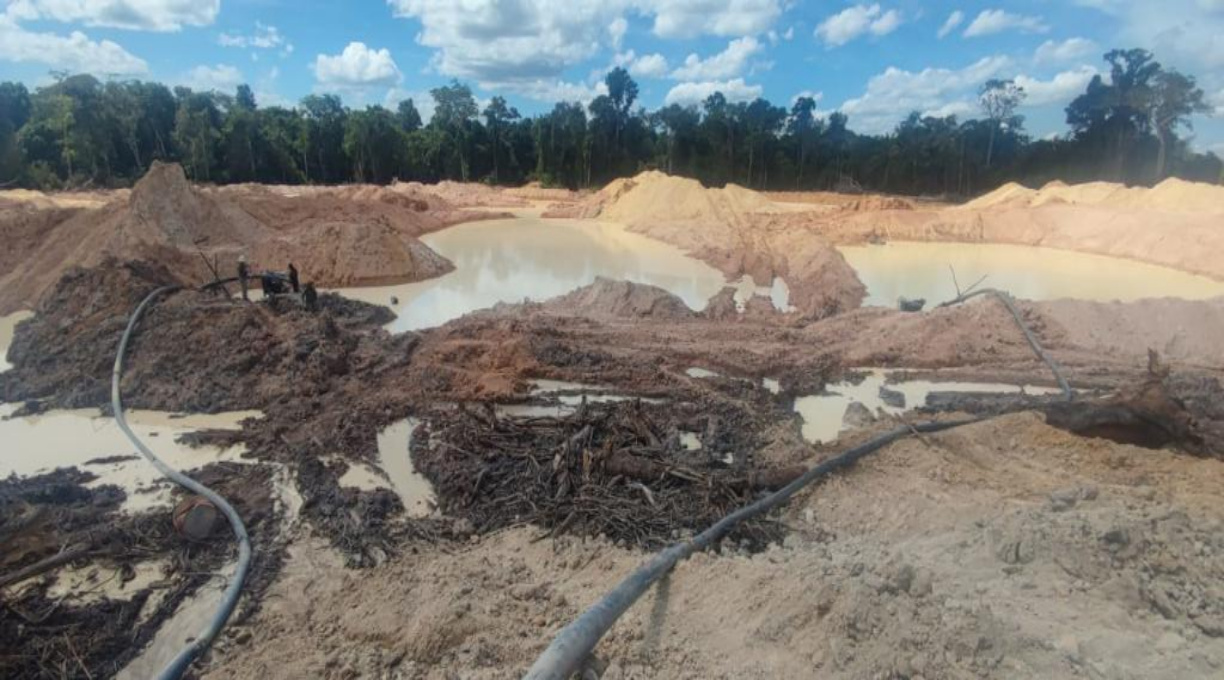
[1,1,1222,152]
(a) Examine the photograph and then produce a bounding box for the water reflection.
[337,217,741,332]
[841,242,1224,307]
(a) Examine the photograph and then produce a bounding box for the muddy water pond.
[841,242,1224,307]
[338,217,773,332]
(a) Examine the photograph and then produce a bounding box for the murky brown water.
[0,404,259,510]
[793,369,1061,444]
[337,217,769,332]
[841,242,1224,307]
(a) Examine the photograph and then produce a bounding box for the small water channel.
[793,369,1061,444]
[337,217,776,332]
[841,242,1224,307]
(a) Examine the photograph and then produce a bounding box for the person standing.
[288,263,300,293]
[237,255,250,301]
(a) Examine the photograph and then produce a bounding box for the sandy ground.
[201,412,1224,679]
[5,171,1224,679]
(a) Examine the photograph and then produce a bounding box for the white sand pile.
[547,171,867,318]
[962,178,1224,213]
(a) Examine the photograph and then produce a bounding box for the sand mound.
[394,180,527,208]
[547,172,866,318]
[253,222,453,287]
[503,182,581,202]
[963,178,1224,213]
[0,164,491,314]
[543,277,695,319]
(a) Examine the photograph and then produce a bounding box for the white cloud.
[1014,66,1098,106]
[791,89,824,105]
[1076,0,1224,71]
[1033,38,1097,64]
[963,9,1049,37]
[181,64,244,92]
[645,0,783,39]
[671,36,761,80]
[5,0,219,32]
[839,55,1012,133]
[608,16,628,48]
[519,79,609,104]
[218,22,291,53]
[313,42,401,90]
[937,10,963,39]
[386,1,783,98]
[815,4,904,48]
[664,78,762,105]
[630,52,670,78]
[385,88,437,123]
[0,15,148,74]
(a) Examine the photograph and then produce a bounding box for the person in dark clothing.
[237,255,250,301]
[302,282,318,311]
[288,263,300,293]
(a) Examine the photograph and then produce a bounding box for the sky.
[1,1,1222,153]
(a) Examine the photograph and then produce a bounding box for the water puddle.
[763,378,781,394]
[685,367,721,379]
[335,217,785,332]
[0,405,259,510]
[840,242,1224,307]
[116,560,236,680]
[794,369,1061,444]
[0,310,33,372]
[376,418,435,518]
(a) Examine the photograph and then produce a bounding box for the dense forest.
[0,48,1218,196]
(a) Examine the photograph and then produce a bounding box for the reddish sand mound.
[0,163,489,314]
[503,182,582,202]
[253,222,453,286]
[542,277,695,319]
[546,172,866,318]
[394,180,527,208]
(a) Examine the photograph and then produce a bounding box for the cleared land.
[2,167,1223,679]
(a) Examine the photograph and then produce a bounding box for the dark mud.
[0,463,281,679]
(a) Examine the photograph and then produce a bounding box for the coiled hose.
[111,286,252,680]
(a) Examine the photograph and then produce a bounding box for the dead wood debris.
[413,400,798,550]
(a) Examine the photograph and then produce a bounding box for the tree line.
[0,48,1218,197]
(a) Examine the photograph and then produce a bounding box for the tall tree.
[979,79,1025,169]
[1146,70,1209,180]
[396,99,422,133]
[788,96,820,187]
[483,96,520,183]
[431,80,479,180]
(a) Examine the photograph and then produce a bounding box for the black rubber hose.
[111,286,253,680]
[936,287,1073,401]
[522,418,978,680]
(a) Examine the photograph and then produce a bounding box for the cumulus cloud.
[615,51,670,78]
[1075,0,1224,72]
[645,0,783,39]
[1033,38,1097,64]
[815,4,904,48]
[608,16,628,48]
[963,9,1049,37]
[839,55,1012,133]
[313,42,401,91]
[5,0,219,32]
[218,22,291,54]
[386,0,783,98]
[0,15,148,74]
[180,63,244,92]
[937,10,963,39]
[664,78,762,106]
[671,36,761,80]
[1014,66,1099,106]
